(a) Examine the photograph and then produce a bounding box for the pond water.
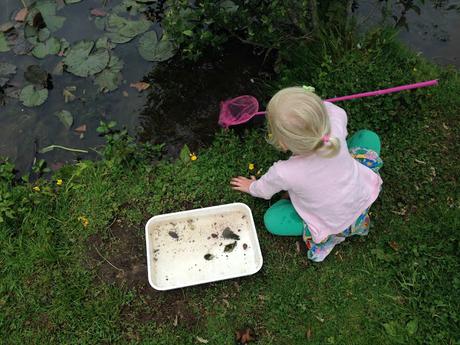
[0,0,459,173]
[357,0,460,67]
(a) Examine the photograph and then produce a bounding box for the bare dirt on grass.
[85,218,203,331]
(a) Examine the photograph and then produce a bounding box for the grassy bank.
[1,31,459,344]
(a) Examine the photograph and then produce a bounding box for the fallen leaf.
[63,86,77,103]
[196,336,208,344]
[52,61,64,76]
[130,81,150,92]
[0,22,14,32]
[306,327,312,340]
[173,314,178,327]
[389,241,399,251]
[235,327,256,344]
[90,8,107,17]
[414,158,426,165]
[50,162,64,171]
[314,315,325,323]
[123,91,129,97]
[15,8,29,22]
[74,124,87,133]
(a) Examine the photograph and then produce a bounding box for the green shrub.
[163,0,347,60]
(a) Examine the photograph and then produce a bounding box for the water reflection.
[139,41,272,155]
[357,0,460,67]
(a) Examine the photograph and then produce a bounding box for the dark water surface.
[0,0,459,173]
[357,0,460,67]
[0,0,152,172]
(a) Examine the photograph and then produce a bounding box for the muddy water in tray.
[146,204,262,290]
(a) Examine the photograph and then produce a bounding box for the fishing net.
[218,95,265,128]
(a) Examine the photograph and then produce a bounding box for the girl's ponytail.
[316,134,341,158]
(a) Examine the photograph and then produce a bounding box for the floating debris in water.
[130,81,150,92]
[222,227,240,240]
[204,254,214,260]
[224,241,237,253]
[168,231,179,239]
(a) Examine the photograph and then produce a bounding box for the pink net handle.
[325,80,438,102]
[218,79,438,127]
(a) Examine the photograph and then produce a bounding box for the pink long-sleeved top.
[249,102,383,243]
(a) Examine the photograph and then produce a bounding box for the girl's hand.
[230,176,256,194]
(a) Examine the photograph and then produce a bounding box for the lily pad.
[0,32,10,52]
[94,55,124,92]
[105,32,133,44]
[94,17,107,31]
[12,31,33,55]
[106,14,151,41]
[24,23,38,40]
[95,37,114,50]
[35,1,66,32]
[118,19,151,38]
[55,110,73,129]
[0,78,9,87]
[113,0,149,15]
[38,28,51,42]
[63,40,109,77]
[138,31,176,62]
[19,85,48,107]
[58,38,70,56]
[31,36,60,58]
[24,65,49,86]
[0,63,17,76]
[0,69,13,87]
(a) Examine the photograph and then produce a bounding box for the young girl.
[230,87,383,262]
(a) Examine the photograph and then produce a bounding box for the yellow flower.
[248,163,255,171]
[189,153,197,161]
[56,179,63,186]
[78,216,89,227]
[33,186,40,192]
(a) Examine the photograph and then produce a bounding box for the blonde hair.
[266,87,340,158]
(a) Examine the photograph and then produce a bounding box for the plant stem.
[309,0,320,36]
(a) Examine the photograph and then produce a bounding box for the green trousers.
[264,130,381,237]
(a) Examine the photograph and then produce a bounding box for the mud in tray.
[145,203,263,290]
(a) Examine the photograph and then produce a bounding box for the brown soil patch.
[85,218,202,330]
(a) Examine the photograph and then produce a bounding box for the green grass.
[1,31,459,344]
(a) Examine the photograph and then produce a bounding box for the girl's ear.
[279,140,288,152]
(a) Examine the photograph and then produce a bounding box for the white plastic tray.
[145,203,263,290]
